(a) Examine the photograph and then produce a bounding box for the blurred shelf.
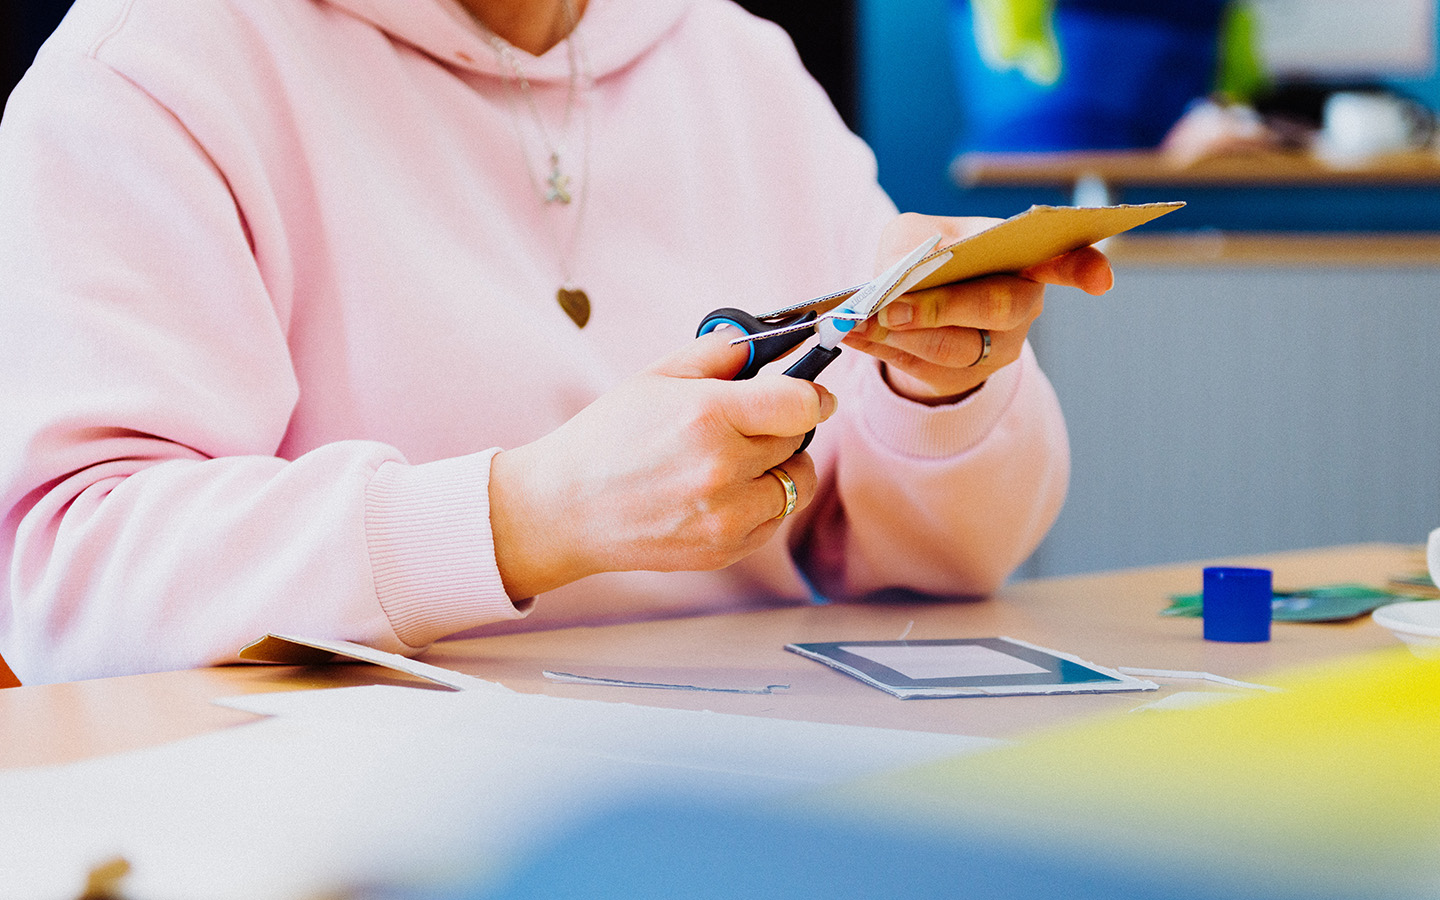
[952,149,1440,189]
[953,149,1440,266]
[1103,232,1440,267]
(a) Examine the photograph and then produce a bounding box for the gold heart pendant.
[557,287,591,329]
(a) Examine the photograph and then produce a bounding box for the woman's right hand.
[489,330,834,599]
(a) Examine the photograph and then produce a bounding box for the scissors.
[696,234,954,451]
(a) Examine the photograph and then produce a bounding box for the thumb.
[653,328,753,381]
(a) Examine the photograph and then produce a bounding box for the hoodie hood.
[320,0,693,82]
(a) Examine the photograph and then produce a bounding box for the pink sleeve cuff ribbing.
[364,450,529,648]
[851,344,1030,459]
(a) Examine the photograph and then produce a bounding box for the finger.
[847,324,1021,377]
[872,275,1045,334]
[717,373,837,439]
[1021,246,1114,296]
[749,454,817,528]
[654,328,755,381]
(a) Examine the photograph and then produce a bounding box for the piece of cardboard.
[749,201,1183,331]
[907,201,1184,294]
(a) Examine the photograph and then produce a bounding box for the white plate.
[1372,600,1440,657]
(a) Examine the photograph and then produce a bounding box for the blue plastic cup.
[1203,567,1273,642]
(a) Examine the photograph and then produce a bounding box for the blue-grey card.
[785,637,1157,699]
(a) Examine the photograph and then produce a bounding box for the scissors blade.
[827,233,944,322]
[748,284,866,324]
[722,315,823,344]
[727,234,949,346]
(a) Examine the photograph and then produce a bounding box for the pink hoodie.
[0,0,1069,684]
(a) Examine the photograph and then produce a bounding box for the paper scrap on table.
[238,633,506,692]
[1117,667,1281,692]
[786,636,1157,699]
[543,670,789,694]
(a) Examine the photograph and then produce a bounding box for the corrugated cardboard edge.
[910,201,1186,293]
[762,201,1184,321]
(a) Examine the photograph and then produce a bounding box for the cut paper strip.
[238,633,506,692]
[1116,667,1281,692]
[543,670,790,695]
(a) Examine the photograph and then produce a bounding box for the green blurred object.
[969,0,1268,99]
[1214,1,1268,103]
[969,0,1061,86]
[1164,584,1408,622]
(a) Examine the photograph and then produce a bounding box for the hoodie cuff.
[851,342,1034,460]
[365,449,530,648]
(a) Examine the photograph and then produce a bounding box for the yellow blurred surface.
[827,648,1440,897]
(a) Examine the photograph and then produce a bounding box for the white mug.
[1320,90,1434,161]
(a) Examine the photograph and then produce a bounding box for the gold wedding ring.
[767,467,798,521]
[969,328,992,368]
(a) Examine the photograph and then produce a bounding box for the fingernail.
[819,390,838,421]
[880,302,912,328]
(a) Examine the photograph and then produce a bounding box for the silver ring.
[968,329,991,367]
[766,467,798,521]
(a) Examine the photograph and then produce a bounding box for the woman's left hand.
[844,213,1114,405]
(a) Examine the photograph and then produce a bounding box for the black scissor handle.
[782,344,843,453]
[697,307,845,454]
[697,307,817,380]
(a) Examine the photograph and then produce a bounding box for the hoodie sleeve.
[0,44,522,685]
[798,342,1069,601]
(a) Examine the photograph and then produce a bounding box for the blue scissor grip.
[697,306,835,454]
[696,307,816,380]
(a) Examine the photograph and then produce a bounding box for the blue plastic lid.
[1202,566,1273,642]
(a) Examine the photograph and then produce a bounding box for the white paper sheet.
[843,643,1050,680]
[0,684,999,900]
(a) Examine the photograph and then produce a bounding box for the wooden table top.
[0,543,1420,771]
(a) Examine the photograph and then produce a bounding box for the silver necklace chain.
[480,5,595,327]
[485,30,586,205]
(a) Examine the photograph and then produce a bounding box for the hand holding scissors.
[698,232,955,450]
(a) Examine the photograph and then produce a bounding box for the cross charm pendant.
[544,153,572,204]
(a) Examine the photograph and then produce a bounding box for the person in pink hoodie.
[0,0,1110,684]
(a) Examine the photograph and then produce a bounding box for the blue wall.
[858,0,1440,231]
